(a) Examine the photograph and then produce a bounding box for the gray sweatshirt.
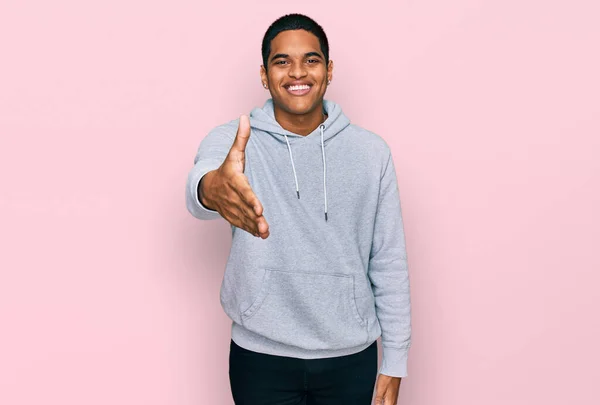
[185,98,412,377]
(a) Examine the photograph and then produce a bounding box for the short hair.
[261,13,329,72]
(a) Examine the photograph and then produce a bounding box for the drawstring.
[283,134,300,199]
[320,124,328,221]
[282,124,329,222]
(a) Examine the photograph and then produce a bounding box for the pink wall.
[1,1,598,404]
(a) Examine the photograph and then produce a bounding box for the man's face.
[260,29,333,116]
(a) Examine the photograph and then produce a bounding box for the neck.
[273,101,328,136]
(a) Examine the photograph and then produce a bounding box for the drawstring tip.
[325,212,328,221]
[296,191,300,199]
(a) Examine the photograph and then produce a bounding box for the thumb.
[230,115,251,154]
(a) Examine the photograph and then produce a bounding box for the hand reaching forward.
[199,115,270,239]
[374,374,401,405]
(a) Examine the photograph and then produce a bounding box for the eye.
[307,59,319,64]
[275,60,288,65]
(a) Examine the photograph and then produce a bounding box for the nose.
[288,61,307,79]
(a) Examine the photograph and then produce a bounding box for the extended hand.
[374,374,401,405]
[200,115,270,239]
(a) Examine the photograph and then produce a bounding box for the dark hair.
[261,13,329,72]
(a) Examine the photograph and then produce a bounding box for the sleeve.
[368,149,412,378]
[185,124,236,221]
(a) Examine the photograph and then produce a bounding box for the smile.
[285,84,312,96]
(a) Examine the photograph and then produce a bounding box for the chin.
[278,97,320,115]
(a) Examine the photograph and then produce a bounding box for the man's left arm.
[368,149,412,379]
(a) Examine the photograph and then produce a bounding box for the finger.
[230,190,261,231]
[235,200,268,238]
[229,115,251,154]
[257,224,270,239]
[223,206,261,236]
[256,216,270,237]
[229,205,262,236]
[233,180,265,219]
[224,179,268,237]
[230,176,269,236]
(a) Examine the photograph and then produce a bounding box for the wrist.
[199,170,217,210]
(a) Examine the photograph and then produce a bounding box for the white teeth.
[288,85,310,91]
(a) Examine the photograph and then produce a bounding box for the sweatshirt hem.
[231,322,376,359]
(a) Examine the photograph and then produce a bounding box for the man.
[185,13,412,405]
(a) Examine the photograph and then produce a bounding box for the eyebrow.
[270,52,323,63]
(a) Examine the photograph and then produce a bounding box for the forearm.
[371,254,411,377]
[368,150,412,377]
[185,122,237,221]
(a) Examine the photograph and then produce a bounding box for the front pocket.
[240,268,368,350]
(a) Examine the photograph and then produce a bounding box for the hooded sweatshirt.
[185,98,412,377]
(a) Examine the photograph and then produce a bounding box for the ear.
[327,60,334,83]
[260,65,268,88]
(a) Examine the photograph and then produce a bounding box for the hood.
[249,98,351,222]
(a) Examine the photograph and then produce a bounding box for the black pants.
[229,339,378,405]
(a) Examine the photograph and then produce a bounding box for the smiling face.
[260,29,333,117]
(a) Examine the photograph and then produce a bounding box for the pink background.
[1,1,599,404]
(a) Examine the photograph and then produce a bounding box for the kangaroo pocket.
[240,268,369,350]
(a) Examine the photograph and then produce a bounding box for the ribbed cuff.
[378,345,410,378]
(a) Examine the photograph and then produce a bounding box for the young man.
[185,14,412,405]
